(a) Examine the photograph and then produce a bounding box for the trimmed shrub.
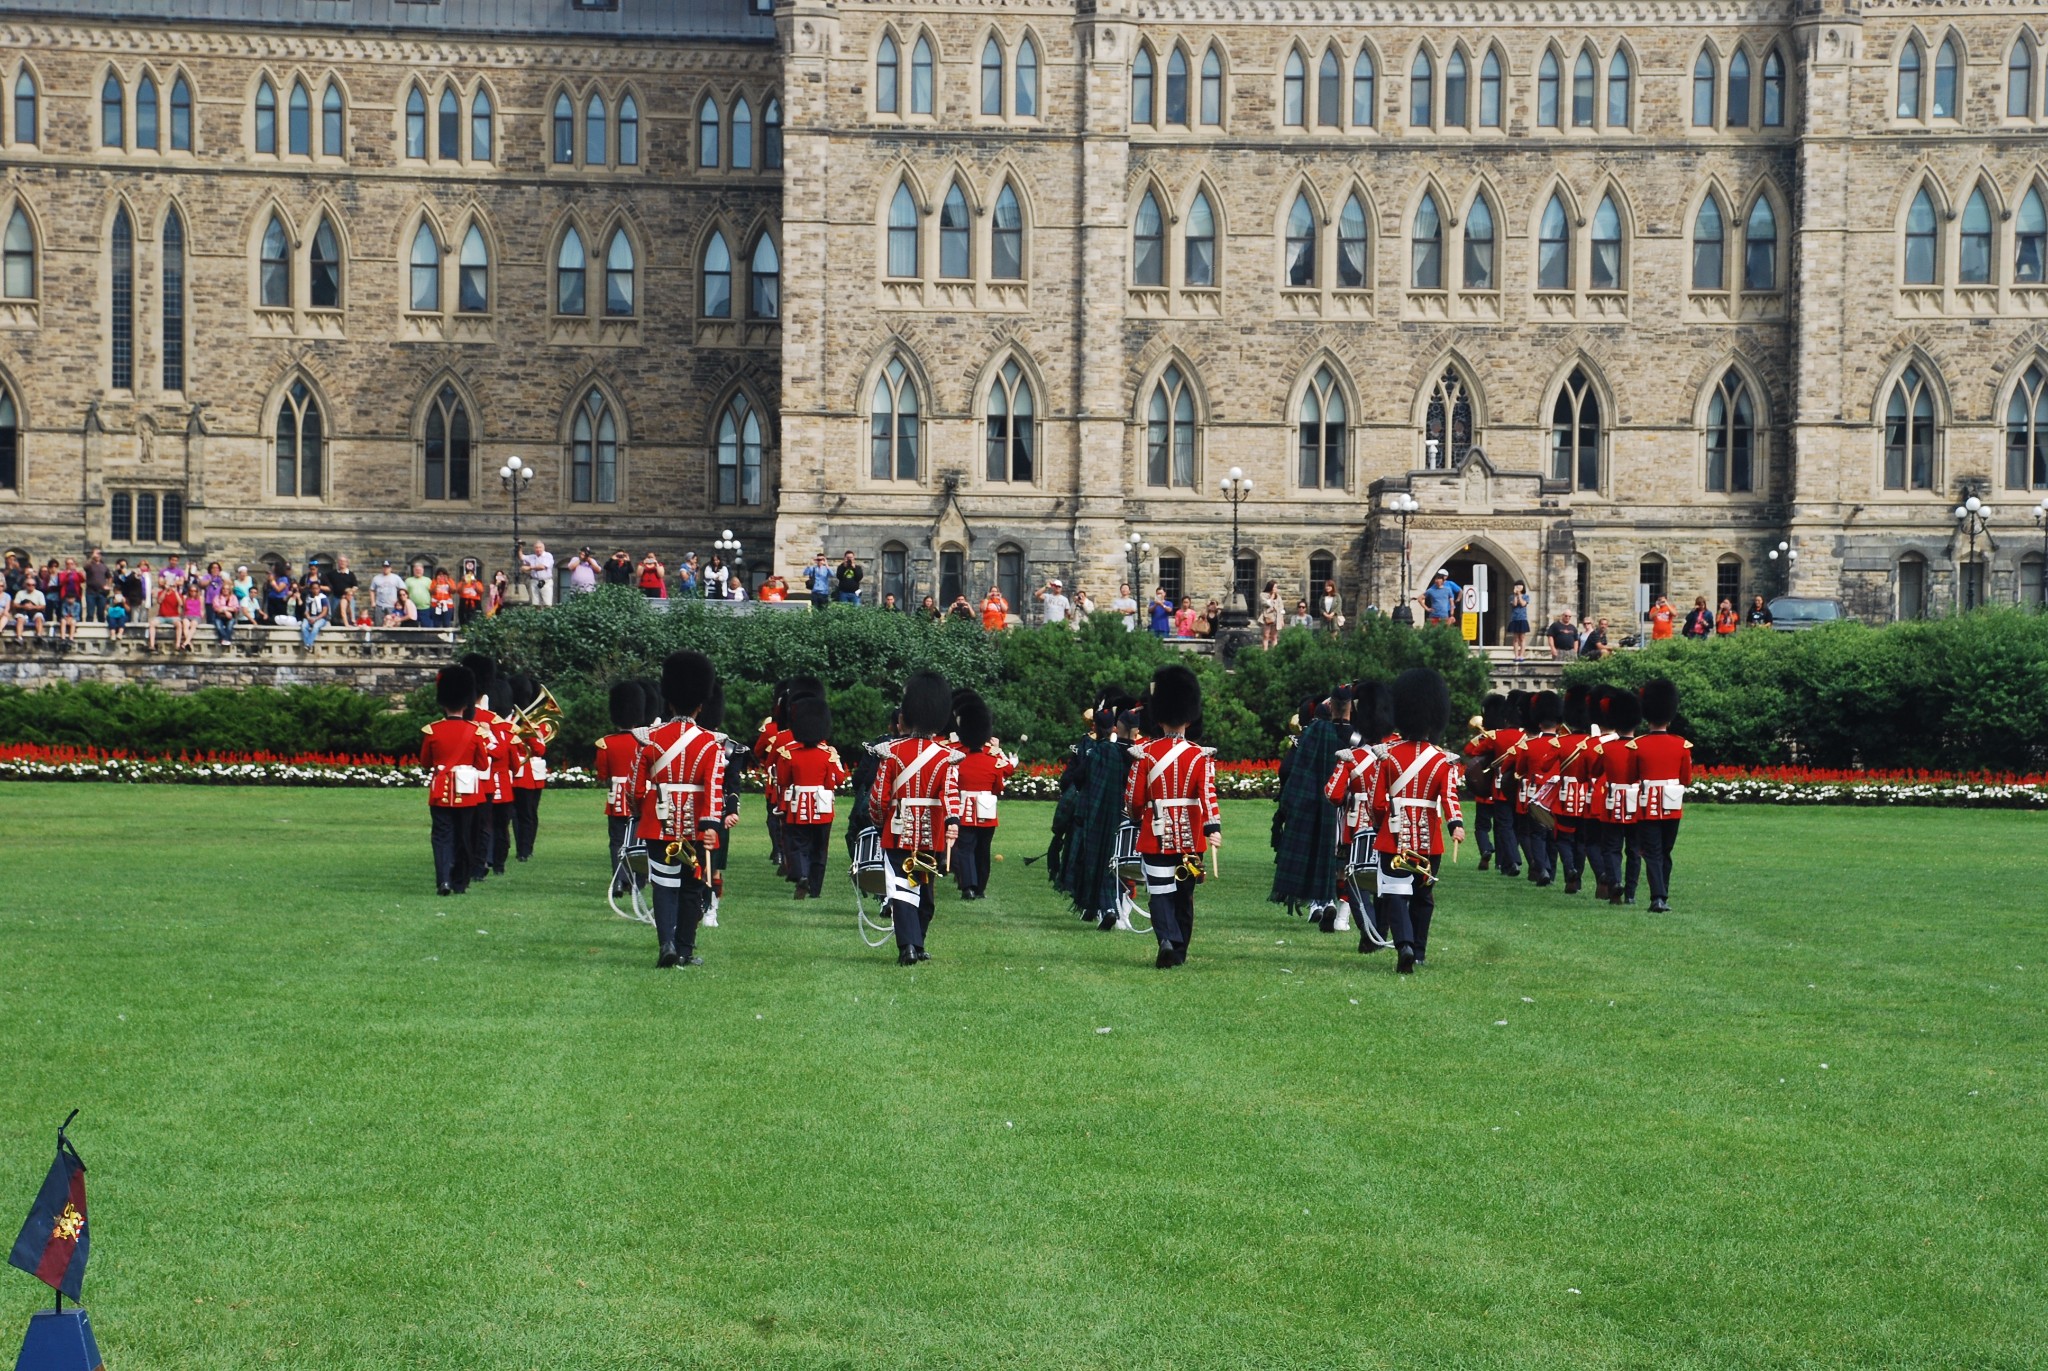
[0,682,393,757]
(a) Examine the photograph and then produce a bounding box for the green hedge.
[1561,609,2048,770]
[0,681,412,756]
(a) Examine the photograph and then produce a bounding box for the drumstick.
[1209,840,1221,878]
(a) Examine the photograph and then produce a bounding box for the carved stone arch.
[1683,172,1740,234]
[1403,173,1458,233]
[1408,348,1488,432]
[690,210,739,277]
[1530,176,1586,234]
[880,161,932,219]
[1957,165,2008,219]
[857,338,938,419]
[1990,336,2048,421]
[1286,348,1361,428]
[704,372,776,449]
[394,200,448,260]
[554,372,631,444]
[1870,345,1956,425]
[1277,175,1328,236]
[1460,170,1504,230]
[968,342,1050,421]
[985,160,1038,226]
[1934,24,1972,66]
[1127,169,1176,230]
[1687,352,1775,431]
[938,162,985,217]
[1129,346,1212,425]
[1539,351,1618,431]
[303,194,352,255]
[411,368,483,438]
[1413,531,1532,591]
[1893,164,1952,226]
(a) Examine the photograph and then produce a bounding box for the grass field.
[1,782,2043,1370]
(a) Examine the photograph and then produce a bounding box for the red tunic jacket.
[867,736,961,852]
[635,718,726,846]
[475,709,514,804]
[1324,745,1385,843]
[777,742,850,825]
[1556,731,1604,820]
[511,734,547,791]
[1369,740,1461,856]
[1631,732,1694,820]
[420,718,491,808]
[1124,736,1220,855]
[594,731,643,818]
[1599,735,1641,824]
[955,742,1016,829]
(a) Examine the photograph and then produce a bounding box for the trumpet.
[1387,848,1438,886]
[904,850,941,885]
[664,837,703,875]
[511,682,563,747]
[1176,854,1207,883]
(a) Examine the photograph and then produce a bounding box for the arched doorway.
[1428,539,1530,648]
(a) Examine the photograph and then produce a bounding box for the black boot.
[898,950,917,966]
[657,942,679,969]
[1396,946,1417,974]
[1477,853,1492,871]
[1155,946,1177,969]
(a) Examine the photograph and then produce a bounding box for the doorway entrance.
[1439,544,1526,648]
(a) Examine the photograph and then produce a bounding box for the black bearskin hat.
[901,670,953,735]
[1640,677,1679,727]
[776,675,825,717]
[1561,683,1591,733]
[608,680,645,729]
[1480,692,1510,731]
[458,653,497,689]
[1353,680,1396,744]
[1506,688,1531,729]
[1149,664,1202,728]
[953,690,993,752]
[1528,690,1563,729]
[700,679,726,732]
[436,665,477,713]
[786,692,831,747]
[1606,688,1642,735]
[1390,667,1451,744]
[661,649,718,718]
[1091,686,1134,735]
[634,680,661,722]
[510,674,542,712]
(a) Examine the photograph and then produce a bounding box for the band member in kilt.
[1325,681,1394,952]
[1050,688,1134,929]
[1505,691,1563,887]
[868,670,961,965]
[776,693,847,901]
[421,665,491,896]
[1596,688,1642,905]
[507,674,550,863]
[596,681,650,897]
[1630,678,1691,913]
[1369,668,1465,974]
[1553,684,1602,896]
[1466,693,1522,876]
[1125,665,1221,968]
[1272,687,1352,929]
[950,691,1013,901]
[636,651,725,968]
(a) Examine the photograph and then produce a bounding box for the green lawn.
[1,783,2043,1370]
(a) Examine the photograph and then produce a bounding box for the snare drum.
[1114,820,1145,882]
[1343,830,1379,877]
[851,826,888,897]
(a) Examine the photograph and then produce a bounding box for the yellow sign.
[1461,611,1480,642]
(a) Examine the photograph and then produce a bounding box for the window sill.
[1584,289,1629,320]
[1126,285,1170,317]
[882,279,925,309]
[1278,287,1322,317]
[1736,290,1786,321]
[252,307,296,338]
[1896,285,1944,316]
[1403,289,1451,322]
[0,300,38,329]
[1531,289,1578,320]
[304,308,345,339]
[1453,292,1500,323]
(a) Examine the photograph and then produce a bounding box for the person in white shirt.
[521,540,556,606]
[1035,578,1072,626]
[1111,582,1139,631]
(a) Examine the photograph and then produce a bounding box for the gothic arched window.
[1284,193,1316,288]
[1133,191,1164,285]
[888,182,919,278]
[571,390,617,503]
[2007,364,2048,490]
[871,357,920,480]
[1693,195,1725,289]
[702,230,732,318]
[1184,191,1215,287]
[1463,194,1495,289]
[1147,364,1196,487]
[1706,370,1755,493]
[1537,194,1570,289]
[1423,368,1474,468]
[1412,192,1443,289]
[556,226,585,315]
[750,235,780,318]
[424,383,472,501]
[409,222,440,311]
[1884,366,1936,489]
[310,216,341,309]
[276,379,323,498]
[1298,365,1346,489]
[1552,368,1601,491]
[986,358,1035,483]
[717,396,763,505]
[992,183,1024,280]
[1338,195,1368,288]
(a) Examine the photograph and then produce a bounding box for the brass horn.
[511,683,563,747]
[1387,848,1438,887]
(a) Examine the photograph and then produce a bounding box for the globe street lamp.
[1123,531,1151,599]
[1767,539,1798,596]
[1219,466,1252,613]
[499,455,534,587]
[1953,495,1990,611]
[713,528,742,598]
[1386,491,1421,624]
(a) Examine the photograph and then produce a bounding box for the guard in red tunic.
[1554,684,1604,896]
[1596,689,1643,905]
[635,651,725,968]
[1369,668,1465,974]
[1505,691,1564,886]
[868,671,961,964]
[595,681,649,897]
[421,664,491,896]
[1124,664,1220,969]
[507,673,550,863]
[776,693,848,901]
[1629,678,1692,913]
[1466,693,1523,877]
[1325,680,1394,952]
[950,690,1014,902]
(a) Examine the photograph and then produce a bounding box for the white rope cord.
[609,846,654,925]
[853,872,895,949]
[1347,870,1394,950]
[1117,881,1151,933]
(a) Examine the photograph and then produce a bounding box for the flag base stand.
[14,1308,102,1371]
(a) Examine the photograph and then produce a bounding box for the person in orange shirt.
[1647,594,1676,641]
[979,587,1009,632]
[429,569,457,628]
[420,665,491,897]
[1715,598,1739,635]
[758,574,789,603]
[456,566,485,625]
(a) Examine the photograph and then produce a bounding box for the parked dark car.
[1766,596,1846,631]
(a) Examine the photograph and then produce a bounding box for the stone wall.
[0,628,450,697]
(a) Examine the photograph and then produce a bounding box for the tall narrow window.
[1424,368,1474,467]
[1017,37,1039,117]
[1727,49,1751,127]
[14,72,37,146]
[310,216,341,309]
[986,358,1034,482]
[256,79,278,153]
[702,231,732,317]
[1318,48,1341,127]
[1761,49,1785,126]
[1298,365,1346,489]
[1904,188,1938,284]
[1573,48,1596,126]
[997,546,1024,608]
[103,75,125,148]
[888,182,919,278]
[1184,191,1214,287]
[438,87,459,160]
[409,223,440,311]
[731,98,753,169]
[2017,189,2046,283]
[288,80,310,154]
[1133,191,1163,285]
[1284,193,1315,288]
[618,94,639,165]
[111,491,131,542]
[1134,48,1156,124]
[556,226,585,315]
[1537,194,1570,289]
[981,39,1003,116]
[871,358,919,480]
[763,98,782,167]
[1410,51,1433,126]
[605,231,634,316]
[571,391,616,503]
[2011,40,2036,119]
[1608,49,1631,127]
[717,397,763,505]
[2006,364,2048,489]
[1932,38,1958,118]
[0,391,15,491]
[992,183,1023,280]
[588,94,609,165]
[110,208,133,389]
[697,97,719,167]
[1282,50,1305,126]
[1898,40,1923,119]
[1353,49,1376,126]
[1591,195,1622,290]
[1147,364,1195,486]
[1706,369,1755,492]
[470,87,492,162]
[750,234,780,317]
[276,379,322,498]
[405,85,425,159]
[1201,46,1222,125]
[1552,369,1601,490]
[911,38,934,115]
[1744,196,1777,291]
[260,213,290,307]
[321,81,342,156]
[1337,194,1367,288]
[1166,48,1190,125]
[1693,195,1725,289]
[1694,51,1717,126]
[1412,192,1442,289]
[1884,366,1936,489]
[1463,194,1494,289]
[876,34,901,113]
[162,210,185,390]
[1444,49,1468,128]
[1960,189,1992,284]
[1479,48,1502,127]
[3,208,34,299]
[424,384,472,501]
[1538,50,1561,127]
[551,93,572,164]
[458,225,488,312]
[940,183,970,278]
[137,75,159,150]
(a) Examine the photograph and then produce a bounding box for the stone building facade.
[2,0,2045,637]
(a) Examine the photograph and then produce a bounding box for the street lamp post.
[1123,531,1151,599]
[2034,499,2048,608]
[1219,467,1252,614]
[1386,491,1420,624]
[1767,539,1798,596]
[713,528,742,599]
[498,455,534,588]
[1953,495,1990,612]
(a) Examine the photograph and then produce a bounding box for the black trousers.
[430,805,480,892]
[648,844,711,956]
[1596,821,1627,896]
[785,823,832,897]
[1141,854,1199,954]
[1636,818,1681,902]
[512,788,542,860]
[885,849,942,953]
[1473,801,1496,859]
[1486,801,1520,874]
[1557,821,1585,882]
[766,809,788,874]
[1623,824,1643,900]
[1378,854,1440,957]
[1575,818,1606,886]
[954,826,994,895]
[1520,810,1555,882]
[473,801,513,877]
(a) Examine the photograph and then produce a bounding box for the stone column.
[1071,4,1136,595]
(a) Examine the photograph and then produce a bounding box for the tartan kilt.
[1270,720,1344,904]
[1060,739,1129,915]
